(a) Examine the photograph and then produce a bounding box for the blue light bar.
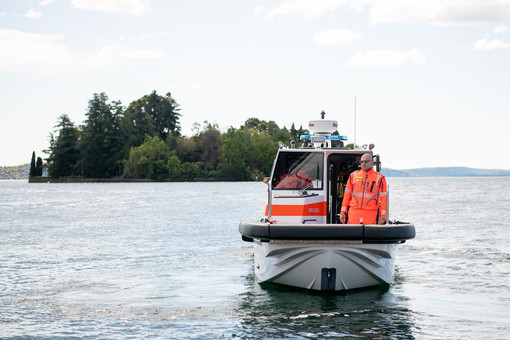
[300,134,348,141]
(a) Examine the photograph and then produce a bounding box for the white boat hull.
[253,240,396,291]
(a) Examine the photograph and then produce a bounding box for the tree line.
[34,90,309,181]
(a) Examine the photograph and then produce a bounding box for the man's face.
[289,161,299,173]
[360,155,373,171]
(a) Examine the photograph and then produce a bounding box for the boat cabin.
[266,117,382,225]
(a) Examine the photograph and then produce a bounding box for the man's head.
[360,153,373,171]
[289,160,300,173]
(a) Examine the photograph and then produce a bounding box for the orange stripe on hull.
[265,201,327,216]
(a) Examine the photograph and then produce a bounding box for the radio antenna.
[354,97,357,148]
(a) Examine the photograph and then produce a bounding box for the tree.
[45,114,80,177]
[195,121,221,173]
[217,127,249,180]
[158,91,181,140]
[243,117,268,132]
[123,136,171,180]
[244,128,278,178]
[181,162,201,181]
[121,99,156,152]
[167,155,183,179]
[290,123,298,141]
[123,90,181,145]
[36,157,43,176]
[78,93,124,178]
[30,151,37,177]
[174,136,198,164]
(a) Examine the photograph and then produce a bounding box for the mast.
[354,97,357,148]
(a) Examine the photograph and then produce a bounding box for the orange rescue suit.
[341,168,387,224]
[275,170,313,189]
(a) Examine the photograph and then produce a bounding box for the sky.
[1,0,509,170]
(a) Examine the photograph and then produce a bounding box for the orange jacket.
[275,170,313,189]
[341,168,387,219]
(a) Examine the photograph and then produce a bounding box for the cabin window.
[272,152,323,190]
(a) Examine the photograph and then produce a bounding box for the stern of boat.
[253,240,396,291]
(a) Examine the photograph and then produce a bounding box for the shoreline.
[27,176,225,183]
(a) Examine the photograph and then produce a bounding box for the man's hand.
[340,213,346,224]
[378,217,387,225]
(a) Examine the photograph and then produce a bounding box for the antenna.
[354,97,357,147]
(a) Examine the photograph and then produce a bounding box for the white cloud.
[473,37,510,50]
[348,49,427,68]
[0,28,164,73]
[260,0,510,26]
[492,25,509,34]
[254,6,265,17]
[70,0,152,16]
[92,42,164,65]
[0,28,76,73]
[24,9,43,19]
[367,0,510,26]
[38,0,53,5]
[314,28,362,46]
[262,0,359,20]
[119,34,152,42]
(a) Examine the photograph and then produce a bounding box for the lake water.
[1,178,509,339]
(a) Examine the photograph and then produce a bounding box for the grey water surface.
[1,178,509,339]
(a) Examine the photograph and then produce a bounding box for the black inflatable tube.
[239,220,415,244]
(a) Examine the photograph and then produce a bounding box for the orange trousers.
[347,208,378,225]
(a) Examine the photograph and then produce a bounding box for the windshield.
[272,152,323,190]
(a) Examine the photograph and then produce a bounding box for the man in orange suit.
[340,153,387,225]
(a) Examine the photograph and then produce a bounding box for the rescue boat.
[239,112,415,291]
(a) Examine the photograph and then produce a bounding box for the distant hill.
[381,167,510,177]
[0,164,30,179]
[2,164,510,180]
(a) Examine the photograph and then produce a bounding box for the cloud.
[70,0,152,16]
[0,28,76,73]
[38,0,53,5]
[261,0,358,20]
[470,25,510,50]
[0,28,164,74]
[254,6,265,17]
[473,37,510,50]
[93,42,164,65]
[367,0,510,26]
[24,9,43,19]
[348,49,427,68]
[492,25,509,34]
[260,0,510,26]
[314,28,362,46]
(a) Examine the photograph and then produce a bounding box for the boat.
[239,112,415,291]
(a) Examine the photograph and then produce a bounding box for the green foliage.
[123,136,171,180]
[217,127,249,180]
[30,151,36,177]
[195,121,221,172]
[45,114,80,177]
[181,162,201,181]
[289,123,309,142]
[40,91,313,181]
[246,128,278,177]
[78,93,124,178]
[121,99,156,152]
[167,155,183,179]
[174,136,198,163]
[122,91,181,147]
[36,157,43,176]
